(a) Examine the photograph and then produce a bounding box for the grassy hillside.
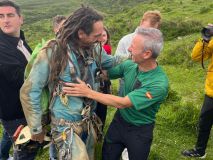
[1,0,213,159]
[16,0,84,47]
[16,0,150,47]
[105,0,213,45]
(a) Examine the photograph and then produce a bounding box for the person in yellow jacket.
[182,24,213,158]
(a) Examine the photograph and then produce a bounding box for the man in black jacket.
[0,1,38,160]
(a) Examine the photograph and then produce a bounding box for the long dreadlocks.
[47,6,103,84]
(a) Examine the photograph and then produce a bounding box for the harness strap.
[201,39,206,69]
[67,45,94,107]
[56,127,73,160]
[51,117,86,136]
[67,45,78,82]
[51,117,84,126]
[52,81,69,106]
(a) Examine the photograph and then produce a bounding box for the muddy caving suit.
[20,41,122,160]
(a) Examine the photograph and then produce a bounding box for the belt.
[51,117,88,135]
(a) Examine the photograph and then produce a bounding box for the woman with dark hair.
[102,27,111,55]
[96,27,112,129]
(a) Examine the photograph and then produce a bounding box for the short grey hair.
[136,27,163,58]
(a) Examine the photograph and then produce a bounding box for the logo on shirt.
[146,92,153,99]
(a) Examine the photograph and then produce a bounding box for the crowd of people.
[0,0,212,160]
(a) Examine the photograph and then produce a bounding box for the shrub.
[163,7,172,12]
[161,20,202,41]
[164,87,181,104]
[158,36,195,67]
[199,6,211,14]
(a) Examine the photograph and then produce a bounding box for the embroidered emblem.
[62,131,67,141]
[146,92,153,99]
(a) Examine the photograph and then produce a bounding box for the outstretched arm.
[63,78,132,108]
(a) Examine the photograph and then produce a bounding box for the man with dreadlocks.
[20,6,123,160]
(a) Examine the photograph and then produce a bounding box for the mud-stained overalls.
[20,41,124,160]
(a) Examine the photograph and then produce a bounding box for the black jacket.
[0,30,32,120]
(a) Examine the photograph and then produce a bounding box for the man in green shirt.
[63,27,169,160]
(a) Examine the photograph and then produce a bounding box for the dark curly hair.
[47,6,103,84]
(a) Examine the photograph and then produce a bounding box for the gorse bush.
[163,7,172,12]
[161,20,202,41]
[23,20,54,48]
[164,87,181,104]
[106,12,140,46]
[199,6,211,14]
[107,14,203,47]
[158,34,198,67]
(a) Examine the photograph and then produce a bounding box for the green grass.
[150,122,213,160]
[105,0,213,46]
[149,64,213,159]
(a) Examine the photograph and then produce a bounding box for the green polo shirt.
[108,60,169,125]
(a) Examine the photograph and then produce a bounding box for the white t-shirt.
[115,29,137,56]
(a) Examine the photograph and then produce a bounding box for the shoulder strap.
[67,45,94,107]
[93,43,103,71]
[201,39,206,69]
[67,45,77,80]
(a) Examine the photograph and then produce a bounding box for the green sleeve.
[94,44,128,69]
[128,85,168,111]
[107,60,132,79]
[107,63,124,79]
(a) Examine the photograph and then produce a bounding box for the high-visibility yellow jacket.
[191,39,213,97]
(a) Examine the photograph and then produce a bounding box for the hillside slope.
[3,0,213,159]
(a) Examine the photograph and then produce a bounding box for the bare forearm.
[63,80,132,108]
[88,90,131,108]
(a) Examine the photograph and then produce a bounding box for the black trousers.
[96,80,111,128]
[96,102,107,128]
[195,94,213,153]
[102,111,154,160]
